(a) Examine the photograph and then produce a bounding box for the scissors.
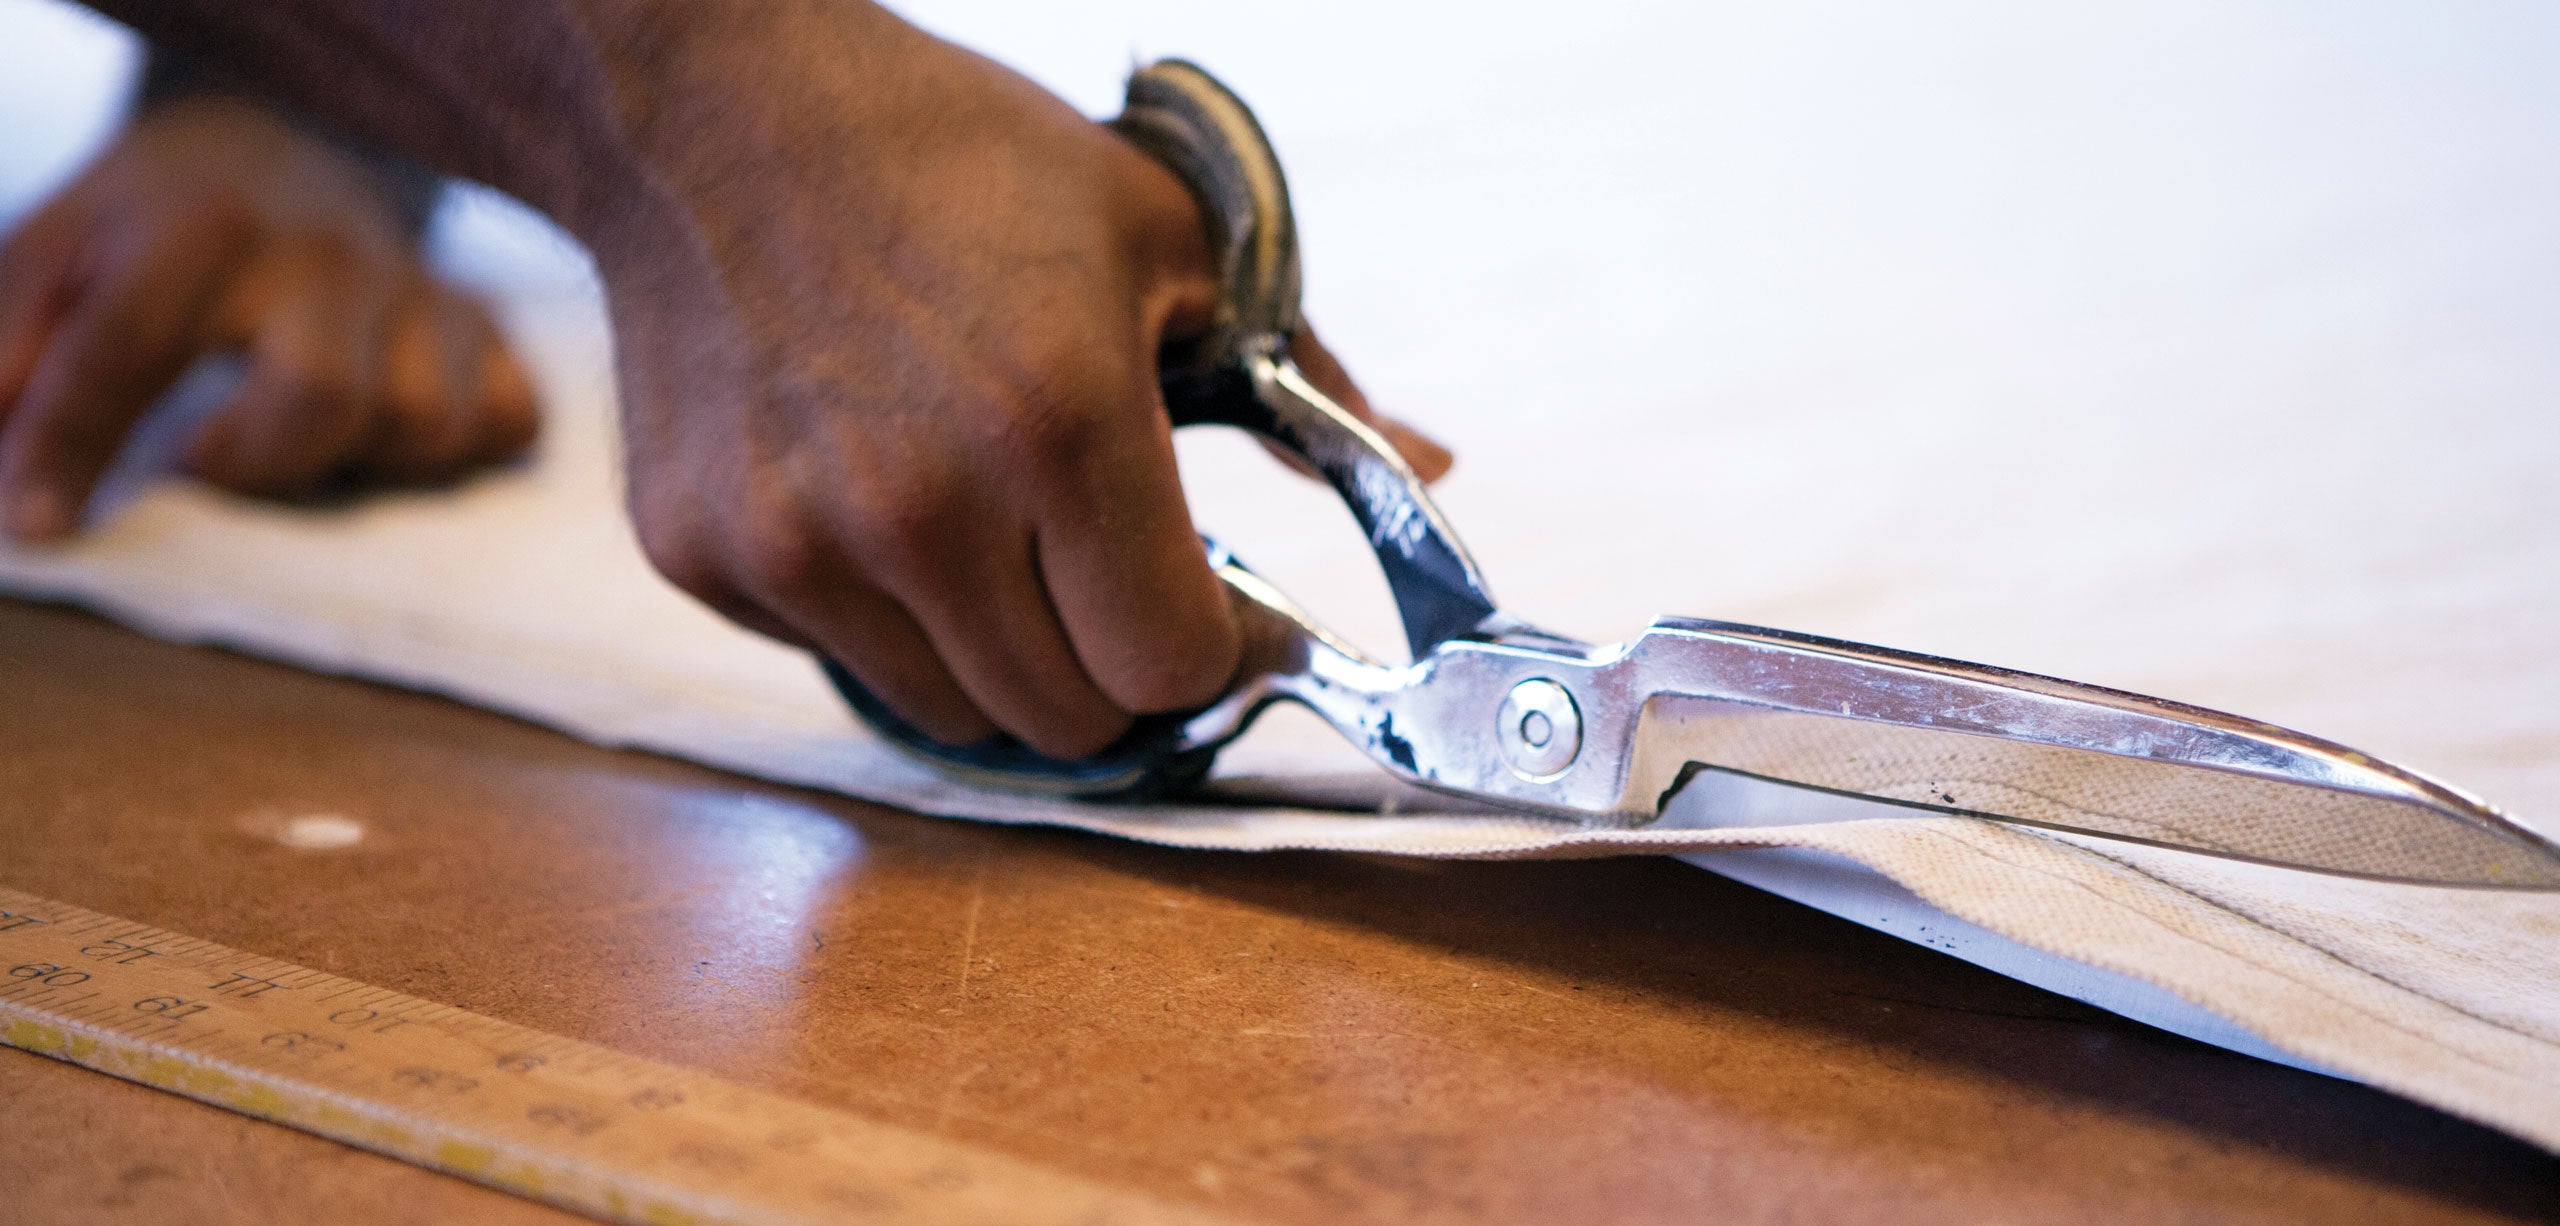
[825,59,2560,890]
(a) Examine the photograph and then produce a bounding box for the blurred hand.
[0,93,538,540]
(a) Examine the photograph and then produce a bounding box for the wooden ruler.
[0,885,1214,1226]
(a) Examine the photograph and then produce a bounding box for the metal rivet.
[1497,678,1581,779]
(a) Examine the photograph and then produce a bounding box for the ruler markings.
[56,993,110,1019]
[38,997,89,1022]
[0,884,1218,1226]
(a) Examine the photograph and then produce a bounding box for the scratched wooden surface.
[2,597,2555,1225]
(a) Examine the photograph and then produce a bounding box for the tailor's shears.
[826,60,2560,889]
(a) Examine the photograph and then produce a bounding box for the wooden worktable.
[3,596,2553,1224]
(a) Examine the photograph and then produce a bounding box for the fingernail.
[7,485,69,541]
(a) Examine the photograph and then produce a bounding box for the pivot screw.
[1496,678,1582,780]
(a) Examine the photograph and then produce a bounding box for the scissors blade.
[1584,618,2560,888]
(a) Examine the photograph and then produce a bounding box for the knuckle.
[1003,388,1110,478]
[733,503,835,603]
[842,464,969,579]
[630,501,722,600]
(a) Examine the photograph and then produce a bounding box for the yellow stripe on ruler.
[0,885,1219,1226]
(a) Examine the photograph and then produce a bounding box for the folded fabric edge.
[1779,820,2560,1154]
[1681,845,2338,1075]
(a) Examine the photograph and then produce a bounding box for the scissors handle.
[824,59,1500,798]
[1118,59,1501,653]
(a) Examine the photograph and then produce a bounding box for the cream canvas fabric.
[1,0,2555,1155]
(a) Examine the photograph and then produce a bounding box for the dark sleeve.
[136,45,446,238]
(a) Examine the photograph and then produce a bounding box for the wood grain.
[2,598,2554,1224]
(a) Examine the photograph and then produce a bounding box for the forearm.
[136,48,444,238]
[77,0,926,249]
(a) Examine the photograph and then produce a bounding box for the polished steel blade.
[1596,619,2560,887]
[1191,565,2560,887]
